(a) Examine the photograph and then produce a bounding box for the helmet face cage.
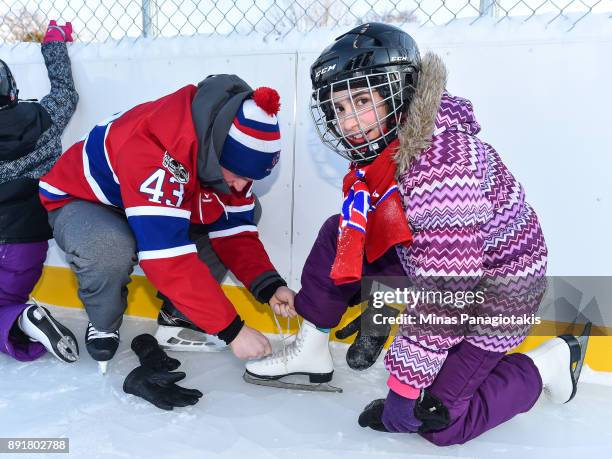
[310,71,404,165]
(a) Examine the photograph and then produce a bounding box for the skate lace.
[87,324,119,340]
[269,312,302,366]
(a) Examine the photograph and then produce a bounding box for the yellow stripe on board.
[32,266,612,372]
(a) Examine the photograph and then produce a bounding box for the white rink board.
[1,18,611,292]
[2,46,297,284]
[291,32,612,284]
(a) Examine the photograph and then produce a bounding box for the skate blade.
[243,372,343,393]
[25,305,79,363]
[155,326,228,352]
[574,322,592,382]
[98,361,109,375]
[558,321,592,403]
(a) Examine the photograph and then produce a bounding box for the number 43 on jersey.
[139,169,185,207]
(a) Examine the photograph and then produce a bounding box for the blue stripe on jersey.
[206,207,256,233]
[39,187,67,201]
[236,105,280,133]
[127,215,192,252]
[85,123,123,208]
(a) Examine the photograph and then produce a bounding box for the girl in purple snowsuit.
[0,22,79,363]
[245,23,590,446]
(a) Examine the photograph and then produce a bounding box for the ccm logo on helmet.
[315,64,337,79]
[391,56,409,62]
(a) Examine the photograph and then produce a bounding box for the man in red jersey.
[40,75,295,373]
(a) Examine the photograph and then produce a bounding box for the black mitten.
[415,391,450,433]
[131,333,180,371]
[123,366,203,411]
[335,303,399,370]
[357,399,389,432]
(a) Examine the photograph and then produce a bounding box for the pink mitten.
[43,21,74,43]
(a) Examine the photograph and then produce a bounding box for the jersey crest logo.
[162,152,189,184]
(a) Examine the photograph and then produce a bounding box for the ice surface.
[1,306,611,459]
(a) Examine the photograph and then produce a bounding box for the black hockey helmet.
[310,23,420,164]
[0,59,18,111]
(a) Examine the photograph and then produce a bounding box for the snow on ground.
[1,305,611,459]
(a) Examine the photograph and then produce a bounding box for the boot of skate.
[525,323,590,404]
[86,322,120,374]
[154,303,227,352]
[245,319,334,383]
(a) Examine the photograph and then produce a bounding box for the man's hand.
[269,286,297,318]
[229,324,272,360]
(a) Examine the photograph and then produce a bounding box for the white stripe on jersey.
[224,203,255,213]
[125,206,191,219]
[95,111,125,127]
[39,181,68,196]
[138,244,197,261]
[208,225,258,239]
[82,136,112,206]
[103,122,120,184]
[228,124,281,153]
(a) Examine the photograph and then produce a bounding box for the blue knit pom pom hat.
[220,87,281,180]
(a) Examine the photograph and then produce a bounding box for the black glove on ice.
[335,303,399,371]
[131,333,180,371]
[123,366,204,411]
[358,399,389,432]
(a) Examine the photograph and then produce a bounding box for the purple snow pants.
[0,242,48,361]
[295,215,543,446]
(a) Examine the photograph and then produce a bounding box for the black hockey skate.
[335,302,398,371]
[155,302,227,352]
[19,301,79,363]
[86,322,119,374]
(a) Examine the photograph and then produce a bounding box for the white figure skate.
[526,322,591,403]
[244,320,342,393]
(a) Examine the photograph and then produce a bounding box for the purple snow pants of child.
[0,242,48,361]
[295,215,543,446]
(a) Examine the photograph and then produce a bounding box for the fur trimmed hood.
[394,52,481,175]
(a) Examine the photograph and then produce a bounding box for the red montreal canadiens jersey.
[39,85,277,334]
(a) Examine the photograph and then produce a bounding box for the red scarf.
[330,140,413,285]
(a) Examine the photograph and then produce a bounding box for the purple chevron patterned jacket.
[384,53,548,391]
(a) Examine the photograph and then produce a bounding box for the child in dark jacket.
[0,21,79,363]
